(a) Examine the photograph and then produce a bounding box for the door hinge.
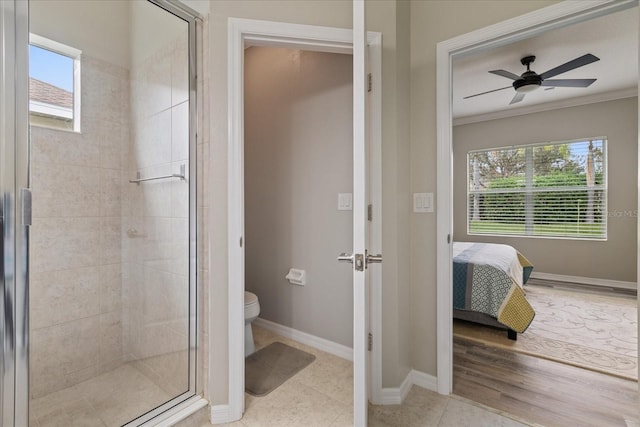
[447,234,451,244]
[368,333,373,351]
[367,73,372,92]
[367,204,372,221]
[240,236,243,247]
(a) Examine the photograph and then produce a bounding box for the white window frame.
[29,33,82,132]
[467,137,608,241]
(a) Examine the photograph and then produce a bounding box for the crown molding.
[453,87,638,126]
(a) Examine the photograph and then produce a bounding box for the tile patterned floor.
[30,363,172,427]
[31,325,536,426]
[207,325,532,427]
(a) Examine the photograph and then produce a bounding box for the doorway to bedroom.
[445,3,639,426]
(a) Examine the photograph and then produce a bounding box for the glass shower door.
[26,0,198,425]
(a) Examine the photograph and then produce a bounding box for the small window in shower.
[29,34,81,132]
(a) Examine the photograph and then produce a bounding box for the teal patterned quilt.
[453,242,535,333]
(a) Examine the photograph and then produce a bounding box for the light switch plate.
[413,192,434,213]
[338,193,353,211]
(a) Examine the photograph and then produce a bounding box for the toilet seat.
[244,291,260,320]
[244,291,260,357]
[245,291,258,307]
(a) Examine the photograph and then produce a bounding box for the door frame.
[226,17,383,421]
[436,0,640,394]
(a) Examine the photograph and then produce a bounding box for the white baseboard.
[210,404,235,425]
[410,369,438,392]
[530,272,636,291]
[254,319,439,407]
[254,318,354,361]
[377,369,438,405]
[378,370,412,405]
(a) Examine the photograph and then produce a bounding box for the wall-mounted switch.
[413,192,434,213]
[338,193,353,210]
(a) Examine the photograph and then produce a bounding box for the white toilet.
[244,291,260,357]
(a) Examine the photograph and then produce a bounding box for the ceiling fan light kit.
[465,53,600,105]
[514,79,541,93]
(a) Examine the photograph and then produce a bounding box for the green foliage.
[474,171,604,226]
[470,149,525,182]
[468,220,605,238]
[533,144,581,175]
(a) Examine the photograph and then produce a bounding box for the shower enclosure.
[1,0,200,425]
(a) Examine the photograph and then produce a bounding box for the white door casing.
[352,1,368,425]
[225,17,383,424]
[436,0,639,395]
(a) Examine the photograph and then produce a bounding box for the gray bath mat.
[245,341,316,396]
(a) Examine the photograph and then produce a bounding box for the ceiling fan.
[464,53,600,105]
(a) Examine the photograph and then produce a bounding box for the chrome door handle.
[366,253,383,265]
[337,252,354,263]
[338,253,365,271]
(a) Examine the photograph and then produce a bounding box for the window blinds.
[467,138,607,240]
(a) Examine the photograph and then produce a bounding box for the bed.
[453,242,535,340]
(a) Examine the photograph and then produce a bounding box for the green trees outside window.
[467,138,607,239]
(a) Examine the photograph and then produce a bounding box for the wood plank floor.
[453,337,639,427]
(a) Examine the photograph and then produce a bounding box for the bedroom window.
[29,34,81,132]
[467,138,607,240]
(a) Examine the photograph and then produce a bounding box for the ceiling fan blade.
[541,78,596,88]
[463,86,512,99]
[489,70,521,80]
[510,92,525,105]
[539,54,600,80]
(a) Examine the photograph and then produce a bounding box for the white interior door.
[351,1,380,425]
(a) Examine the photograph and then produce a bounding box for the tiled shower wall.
[29,55,128,399]
[123,31,191,397]
[29,29,197,402]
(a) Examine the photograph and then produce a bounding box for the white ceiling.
[452,7,638,123]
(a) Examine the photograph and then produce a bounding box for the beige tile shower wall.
[29,55,129,399]
[124,31,191,397]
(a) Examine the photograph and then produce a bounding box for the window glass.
[29,36,80,131]
[468,138,607,240]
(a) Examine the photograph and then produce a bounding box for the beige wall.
[367,0,412,388]
[408,0,559,377]
[244,46,354,346]
[30,0,130,67]
[130,1,188,67]
[453,98,638,283]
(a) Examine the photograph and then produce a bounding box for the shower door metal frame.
[1,0,30,426]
